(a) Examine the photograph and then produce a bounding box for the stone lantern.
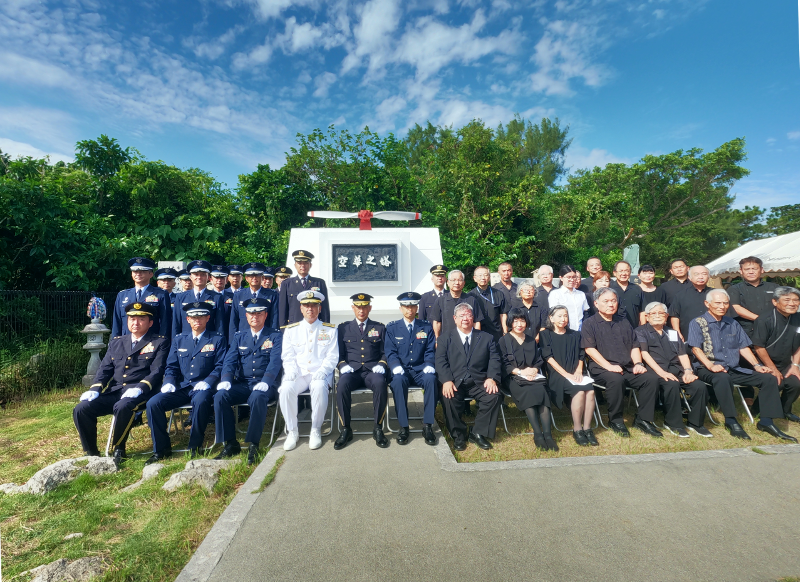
[81,297,110,387]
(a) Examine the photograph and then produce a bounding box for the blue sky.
[1,0,798,209]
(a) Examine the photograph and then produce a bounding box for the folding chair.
[166,401,282,451]
[336,388,390,435]
[734,384,756,424]
[286,381,335,439]
[104,413,147,457]
[385,385,424,434]
[550,395,600,433]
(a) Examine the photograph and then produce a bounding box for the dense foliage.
[0,119,785,291]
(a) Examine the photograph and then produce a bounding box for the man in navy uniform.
[172,260,225,337]
[229,262,278,343]
[419,265,447,322]
[385,292,437,445]
[334,294,390,450]
[214,298,283,464]
[111,257,171,338]
[177,269,192,291]
[210,265,229,294]
[155,267,178,309]
[277,250,330,327]
[209,265,231,338]
[226,265,244,296]
[74,302,169,464]
[145,302,227,463]
[274,266,292,290]
[261,266,275,290]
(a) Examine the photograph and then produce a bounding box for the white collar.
[456,328,473,343]
[355,318,368,326]
[402,317,415,327]
[135,284,148,292]
[130,333,145,343]
[301,318,320,330]
[192,331,205,341]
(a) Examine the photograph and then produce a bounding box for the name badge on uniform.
[178,348,188,352]
[667,330,678,342]
[368,329,379,337]
[261,339,273,349]
[317,332,331,341]
[225,297,233,304]
[416,331,428,339]
[145,295,159,303]
[140,343,155,354]
[200,344,215,352]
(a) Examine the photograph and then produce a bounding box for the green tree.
[496,115,572,188]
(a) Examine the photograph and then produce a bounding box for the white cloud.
[313,72,337,98]
[183,26,241,60]
[766,137,776,144]
[566,145,630,171]
[341,0,402,76]
[246,0,316,20]
[0,52,75,88]
[0,137,73,163]
[231,41,273,70]
[275,17,347,54]
[437,98,514,128]
[0,106,77,152]
[788,131,800,140]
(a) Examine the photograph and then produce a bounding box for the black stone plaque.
[332,244,398,282]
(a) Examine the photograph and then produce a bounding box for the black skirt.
[546,370,594,409]
[506,376,551,409]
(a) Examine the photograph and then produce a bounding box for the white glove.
[340,365,354,374]
[217,381,231,391]
[193,381,210,391]
[392,366,404,375]
[371,365,385,374]
[80,390,99,401]
[121,388,142,399]
[253,382,270,392]
[423,366,436,374]
[283,372,297,382]
[312,370,328,382]
[161,383,176,393]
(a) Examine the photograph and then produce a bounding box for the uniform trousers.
[778,375,800,415]
[279,373,330,432]
[592,370,660,423]
[390,369,437,426]
[653,364,705,428]
[442,379,501,440]
[146,387,215,453]
[214,382,276,445]
[336,368,388,426]
[695,368,784,420]
[73,388,152,454]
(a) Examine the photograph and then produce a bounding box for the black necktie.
[131,338,137,350]
[359,322,365,335]
[135,289,142,302]
[408,324,413,336]
[194,336,198,347]
[464,337,470,354]
[302,278,308,290]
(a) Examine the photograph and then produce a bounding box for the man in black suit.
[334,293,390,450]
[277,250,330,327]
[436,302,502,451]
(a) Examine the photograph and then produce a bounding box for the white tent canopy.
[705,230,800,279]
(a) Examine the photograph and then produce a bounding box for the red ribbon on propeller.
[358,209,374,230]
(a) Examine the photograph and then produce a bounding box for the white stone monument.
[285,227,443,325]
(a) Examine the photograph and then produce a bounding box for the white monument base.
[286,228,443,325]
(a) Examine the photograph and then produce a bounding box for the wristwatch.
[683,368,693,373]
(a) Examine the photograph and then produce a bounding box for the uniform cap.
[350,293,373,306]
[177,269,191,280]
[298,290,325,304]
[188,260,212,273]
[243,262,266,275]
[210,265,230,277]
[430,264,447,275]
[292,250,314,262]
[275,266,293,277]
[125,302,156,317]
[128,257,155,271]
[262,266,275,277]
[244,297,270,312]
[155,267,178,280]
[397,291,422,305]
[183,301,213,317]
[227,264,244,275]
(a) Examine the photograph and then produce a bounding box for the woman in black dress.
[539,305,599,447]
[508,280,547,340]
[499,307,558,451]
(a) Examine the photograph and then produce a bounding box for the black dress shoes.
[725,421,751,440]
[84,449,100,457]
[247,444,260,465]
[573,430,589,446]
[533,434,547,450]
[543,434,559,452]
[145,449,172,465]
[786,413,800,424]
[422,424,436,446]
[609,421,630,437]
[374,427,390,448]
[757,422,798,442]
[214,440,242,459]
[112,447,127,466]
[584,429,599,446]
[397,427,409,445]
[634,417,664,438]
[189,447,201,459]
[334,427,353,450]
[468,431,492,450]
[453,435,467,451]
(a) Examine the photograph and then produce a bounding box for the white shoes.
[309,428,322,450]
[284,430,299,451]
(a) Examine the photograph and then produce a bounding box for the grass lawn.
[436,393,800,463]
[0,388,281,581]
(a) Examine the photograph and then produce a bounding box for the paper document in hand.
[568,375,594,386]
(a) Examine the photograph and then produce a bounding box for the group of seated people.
[73,254,800,465]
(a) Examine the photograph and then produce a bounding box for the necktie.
[194,337,198,347]
[408,324,413,336]
[131,339,137,350]
[196,292,201,301]
[464,336,470,355]
[302,278,308,290]
[135,289,142,302]
[359,322,365,335]
[253,333,259,343]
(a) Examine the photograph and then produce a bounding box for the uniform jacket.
[90,330,169,394]
[172,288,226,337]
[278,276,330,327]
[221,328,283,387]
[281,319,338,379]
[229,287,279,343]
[163,332,227,390]
[435,328,502,389]
[111,285,171,338]
[385,319,435,373]
[419,289,444,323]
[337,319,388,372]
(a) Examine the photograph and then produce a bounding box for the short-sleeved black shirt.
[581,313,636,375]
[728,280,779,337]
[635,323,686,369]
[668,285,713,339]
[430,292,484,336]
[610,281,644,328]
[469,286,506,341]
[534,285,553,306]
[492,281,517,304]
[641,286,667,310]
[751,309,800,370]
[660,278,690,307]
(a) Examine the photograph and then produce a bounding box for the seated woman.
[539,305,598,447]
[499,308,557,451]
[508,280,547,339]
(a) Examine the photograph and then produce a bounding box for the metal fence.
[0,290,117,403]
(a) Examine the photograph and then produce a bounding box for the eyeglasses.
[648,311,668,316]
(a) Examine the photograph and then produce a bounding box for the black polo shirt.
[610,281,644,328]
[534,285,553,306]
[430,292,484,336]
[580,277,594,292]
[469,286,506,341]
[668,285,712,339]
[751,309,800,370]
[641,286,667,309]
[581,313,636,375]
[635,323,686,369]
[728,280,779,337]
[660,277,690,307]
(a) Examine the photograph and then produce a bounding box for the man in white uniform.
[279,290,339,451]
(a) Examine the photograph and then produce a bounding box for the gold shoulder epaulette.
[113,336,122,339]
[281,322,300,329]
[322,322,335,328]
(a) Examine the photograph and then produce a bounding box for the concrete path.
[178,396,800,582]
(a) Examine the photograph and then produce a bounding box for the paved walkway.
[178,396,800,582]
